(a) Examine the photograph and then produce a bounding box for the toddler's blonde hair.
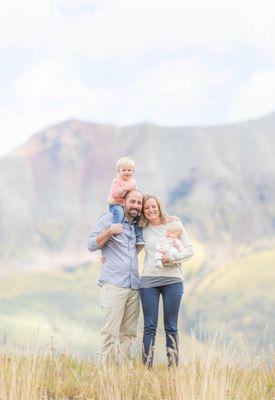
[116,157,135,172]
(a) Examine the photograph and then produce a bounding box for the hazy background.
[1,0,275,156]
[0,0,274,357]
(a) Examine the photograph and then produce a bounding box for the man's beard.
[126,208,139,218]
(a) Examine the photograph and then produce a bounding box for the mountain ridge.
[7,109,275,159]
[0,112,274,269]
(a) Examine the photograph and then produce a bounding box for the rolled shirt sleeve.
[87,213,111,252]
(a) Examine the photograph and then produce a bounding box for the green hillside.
[0,248,273,355]
[0,264,102,354]
[185,249,275,345]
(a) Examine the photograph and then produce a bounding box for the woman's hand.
[167,215,180,222]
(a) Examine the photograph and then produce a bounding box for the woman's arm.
[173,225,194,262]
[162,225,194,265]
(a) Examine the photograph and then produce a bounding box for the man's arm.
[87,215,122,251]
[95,225,122,248]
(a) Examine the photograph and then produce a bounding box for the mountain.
[0,113,274,352]
[0,113,275,269]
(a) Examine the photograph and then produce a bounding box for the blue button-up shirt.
[87,213,140,289]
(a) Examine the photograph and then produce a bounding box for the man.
[87,189,143,363]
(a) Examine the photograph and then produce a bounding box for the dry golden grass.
[0,339,273,400]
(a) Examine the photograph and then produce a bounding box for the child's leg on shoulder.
[134,217,145,245]
[109,204,124,224]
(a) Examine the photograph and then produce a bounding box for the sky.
[1,0,275,156]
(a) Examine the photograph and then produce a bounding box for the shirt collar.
[123,215,135,225]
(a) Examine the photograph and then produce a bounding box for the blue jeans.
[140,282,184,368]
[109,204,124,223]
[109,204,144,243]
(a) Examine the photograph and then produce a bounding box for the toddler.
[108,156,144,244]
[155,221,184,268]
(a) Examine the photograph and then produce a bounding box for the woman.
[140,194,194,368]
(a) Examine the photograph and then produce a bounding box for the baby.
[155,221,184,268]
[108,156,144,244]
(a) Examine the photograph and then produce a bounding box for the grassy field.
[0,248,274,399]
[0,336,273,400]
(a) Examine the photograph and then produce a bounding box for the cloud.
[231,69,275,121]
[106,56,235,126]
[1,0,275,56]
[0,0,275,155]
[1,57,106,155]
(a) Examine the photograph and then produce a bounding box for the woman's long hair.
[140,194,169,227]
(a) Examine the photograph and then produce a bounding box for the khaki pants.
[98,283,140,364]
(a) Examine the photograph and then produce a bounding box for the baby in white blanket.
[155,221,184,268]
